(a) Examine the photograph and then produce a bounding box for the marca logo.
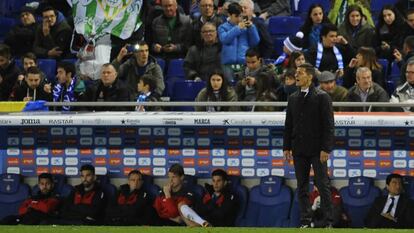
[271,169,285,177]
[271,138,283,147]
[364,160,377,168]
[228,149,240,156]
[393,160,407,168]
[109,158,122,166]
[65,148,78,156]
[241,158,255,167]
[94,148,107,155]
[256,168,270,177]
[80,127,93,135]
[197,138,210,146]
[95,157,107,165]
[271,149,284,157]
[393,150,407,158]
[65,157,78,166]
[182,138,195,146]
[194,119,210,125]
[168,138,181,146]
[363,150,377,158]
[241,149,254,157]
[227,128,240,136]
[153,158,166,166]
[22,157,34,165]
[7,137,19,146]
[241,168,255,177]
[123,157,136,166]
[227,158,240,167]
[138,157,151,166]
[168,149,180,156]
[123,148,136,156]
[379,160,392,168]
[7,167,20,174]
[109,137,122,146]
[197,128,209,135]
[22,149,34,156]
[182,149,196,156]
[51,157,63,166]
[227,168,240,176]
[198,158,210,166]
[212,158,225,166]
[51,127,64,135]
[349,150,361,157]
[379,151,391,157]
[7,158,19,165]
[333,169,347,178]
[363,169,377,178]
[138,149,151,156]
[256,138,270,146]
[6,148,19,156]
[183,158,195,166]
[272,159,284,167]
[153,167,166,176]
[212,149,225,157]
[257,150,270,156]
[36,167,49,175]
[36,157,49,165]
[51,167,64,174]
[21,119,40,125]
[333,150,346,157]
[348,169,361,177]
[80,137,93,145]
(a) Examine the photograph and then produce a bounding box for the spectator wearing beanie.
[274,31,304,74]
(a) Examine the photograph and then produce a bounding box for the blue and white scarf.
[136,92,151,111]
[53,76,77,111]
[274,53,288,65]
[315,42,343,70]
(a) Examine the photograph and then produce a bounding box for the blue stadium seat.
[268,16,303,37]
[96,175,117,203]
[402,176,414,200]
[296,0,331,18]
[183,174,204,201]
[171,80,206,111]
[32,174,73,198]
[227,176,249,226]
[0,173,30,220]
[141,174,161,201]
[377,59,389,80]
[339,176,381,228]
[166,59,185,79]
[370,0,398,16]
[273,37,285,57]
[156,57,166,73]
[61,58,78,65]
[38,59,57,83]
[241,176,292,227]
[0,17,17,41]
[289,182,314,227]
[389,61,401,79]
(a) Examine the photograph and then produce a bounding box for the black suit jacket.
[283,85,334,157]
[365,194,414,228]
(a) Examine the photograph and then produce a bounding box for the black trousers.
[294,155,333,226]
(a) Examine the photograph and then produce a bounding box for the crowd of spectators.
[0,0,413,112]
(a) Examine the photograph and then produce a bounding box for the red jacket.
[154,188,193,219]
[18,194,59,215]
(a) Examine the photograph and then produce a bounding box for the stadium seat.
[156,57,166,73]
[377,59,389,80]
[268,16,303,37]
[289,182,314,227]
[339,176,381,228]
[32,174,73,198]
[402,176,414,200]
[142,174,161,201]
[0,17,17,42]
[370,0,398,16]
[389,61,401,79]
[0,173,30,220]
[183,174,204,201]
[96,175,117,203]
[227,175,249,226]
[273,37,285,57]
[61,58,78,65]
[166,59,185,79]
[296,0,331,18]
[241,176,292,227]
[171,80,206,111]
[38,59,57,83]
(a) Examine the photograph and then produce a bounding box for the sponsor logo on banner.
[80,137,93,145]
[80,127,93,135]
[348,139,361,147]
[333,159,346,167]
[153,167,166,176]
[138,158,151,166]
[182,149,196,156]
[410,151,414,157]
[194,119,210,125]
[271,138,283,147]
[380,160,392,168]
[393,160,407,168]
[51,128,64,135]
[271,169,285,176]
[257,128,270,136]
[197,138,210,146]
[51,157,63,166]
[109,158,122,166]
[241,168,255,177]
[21,128,33,134]
[7,148,19,156]
[228,138,240,146]
[348,160,361,167]
[212,158,225,166]
[21,137,34,146]
[198,149,210,156]
[94,148,107,155]
[138,149,151,156]
[109,137,122,145]
[51,167,64,174]
[364,160,377,168]
[7,158,19,165]
[122,119,141,125]
[139,139,150,146]
[65,127,77,135]
[153,128,165,136]
[22,149,34,156]
[138,128,151,136]
[231,119,252,125]
[335,139,346,147]
[123,158,137,166]
[379,151,392,157]
[335,119,356,126]
[48,119,73,125]
[409,129,414,137]
[242,158,255,167]
[95,137,107,145]
[348,169,361,177]
[197,128,209,135]
[123,148,136,156]
[95,167,107,175]
[212,149,225,157]
[257,150,270,156]
[153,158,166,166]
[242,138,254,146]
[349,150,361,157]
[21,119,40,125]
[257,169,270,177]
[124,128,137,135]
[7,137,19,146]
[227,128,240,136]
[379,129,392,136]
[109,149,121,155]
[227,168,240,176]
[36,167,49,175]
[65,167,78,176]
[409,160,414,168]
[7,167,20,174]
[212,138,225,146]
[393,150,407,158]
[333,150,346,157]
[272,159,284,167]
[95,157,107,165]
[182,138,194,146]
[168,138,181,146]
[184,168,196,175]
[363,169,377,177]
[139,167,151,175]
[65,148,78,156]
[257,159,269,165]
[348,128,361,136]
[0,119,12,124]
[152,148,166,156]
[66,138,78,146]
[168,149,180,156]
[228,149,240,156]
[333,169,347,177]
[271,149,283,157]
[212,128,225,135]
[65,157,78,166]
[168,128,181,136]
[334,128,346,137]
[80,149,92,155]
[227,158,240,167]
[22,157,34,165]
[36,157,49,165]
[242,128,254,136]
[363,150,377,158]
[198,158,210,166]
[34,148,47,156]
[256,138,269,146]
[363,139,376,148]
[153,137,165,146]
[378,139,391,148]
[241,149,254,157]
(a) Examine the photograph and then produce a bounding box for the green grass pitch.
[0,226,412,233]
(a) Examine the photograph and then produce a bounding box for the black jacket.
[306,43,354,73]
[283,85,335,156]
[4,23,37,57]
[9,79,52,102]
[0,60,20,101]
[85,78,131,111]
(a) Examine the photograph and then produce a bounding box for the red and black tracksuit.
[153,187,194,225]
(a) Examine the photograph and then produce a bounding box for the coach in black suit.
[365,173,414,228]
[283,63,335,228]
